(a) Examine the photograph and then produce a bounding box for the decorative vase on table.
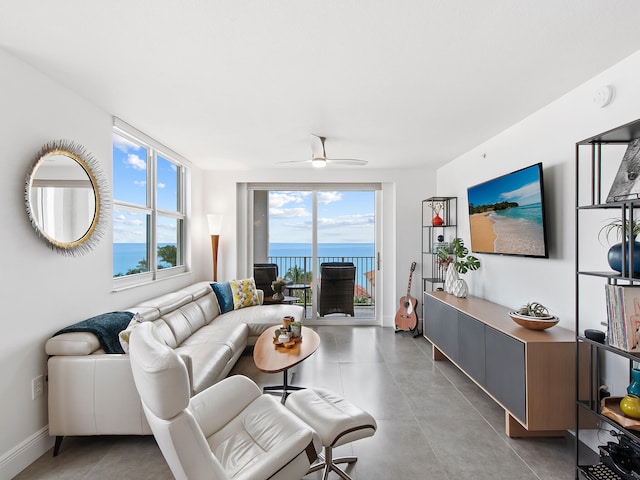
[444,264,458,293]
[608,237,640,276]
[272,289,284,300]
[451,279,468,298]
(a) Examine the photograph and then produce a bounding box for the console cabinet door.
[458,313,486,386]
[485,328,526,422]
[424,295,458,362]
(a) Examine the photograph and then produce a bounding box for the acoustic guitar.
[395,262,418,332]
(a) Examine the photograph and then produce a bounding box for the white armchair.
[129,322,320,480]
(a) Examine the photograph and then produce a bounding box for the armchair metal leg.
[308,446,357,480]
[53,436,63,457]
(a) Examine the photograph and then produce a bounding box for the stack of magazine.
[605,284,640,352]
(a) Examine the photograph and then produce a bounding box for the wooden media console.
[424,291,578,437]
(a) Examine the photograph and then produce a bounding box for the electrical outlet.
[32,375,44,400]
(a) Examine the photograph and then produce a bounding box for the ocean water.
[492,202,543,224]
[114,242,376,287]
[113,243,175,276]
[269,242,375,289]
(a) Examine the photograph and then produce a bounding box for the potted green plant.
[599,218,640,275]
[436,238,480,298]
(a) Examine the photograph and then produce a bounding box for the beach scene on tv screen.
[468,165,546,256]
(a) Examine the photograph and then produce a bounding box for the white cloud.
[158,182,166,189]
[269,192,305,208]
[500,182,541,206]
[133,180,146,187]
[318,213,374,228]
[270,207,310,218]
[126,153,146,170]
[318,191,342,204]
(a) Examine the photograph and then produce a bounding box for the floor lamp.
[207,215,222,282]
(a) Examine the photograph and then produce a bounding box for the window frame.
[112,118,190,289]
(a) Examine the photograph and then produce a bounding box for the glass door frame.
[246,182,382,326]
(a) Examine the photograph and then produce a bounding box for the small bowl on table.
[508,311,559,331]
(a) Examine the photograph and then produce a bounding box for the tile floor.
[14,326,576,479]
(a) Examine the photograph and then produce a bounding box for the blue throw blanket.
[53,311,134,354]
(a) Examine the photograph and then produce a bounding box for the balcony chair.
[253,263,279,297]
[318,262,356,317]
[129,322,320,480]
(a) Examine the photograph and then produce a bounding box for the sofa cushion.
[182,323,249,354]
[211,282,234,314]
[175,343,233,395]
[230,278,260,310]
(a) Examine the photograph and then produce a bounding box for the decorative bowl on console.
[508,312,559,330]
[509,302,558,330]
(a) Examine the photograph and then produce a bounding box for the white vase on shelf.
[444,264,458,293]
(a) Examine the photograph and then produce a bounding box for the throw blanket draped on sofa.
[53,312,134,354]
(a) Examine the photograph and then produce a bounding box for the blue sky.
[112,133,179,244]
[269,190,375,243]
[467,163,543,208]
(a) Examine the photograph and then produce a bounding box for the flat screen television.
[467,162,549,258]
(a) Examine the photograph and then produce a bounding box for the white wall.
[0,49,207,479]
[437,49,640,330]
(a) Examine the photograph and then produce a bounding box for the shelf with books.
[576,117,640,478]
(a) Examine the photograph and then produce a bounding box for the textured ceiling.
[2,0,640,170]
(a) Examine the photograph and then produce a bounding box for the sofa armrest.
[46,332,101,356]
[188,375,262,434]
[256,289,264,304]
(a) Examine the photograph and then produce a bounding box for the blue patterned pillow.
[211,282,234,314]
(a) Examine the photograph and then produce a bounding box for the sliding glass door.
[251,185,379,322]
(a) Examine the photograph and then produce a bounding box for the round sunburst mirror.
[25,140,110,256]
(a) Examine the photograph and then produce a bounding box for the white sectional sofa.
[45,281,303,453]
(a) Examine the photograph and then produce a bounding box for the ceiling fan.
[280,135,368,168]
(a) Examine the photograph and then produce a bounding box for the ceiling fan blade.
[326,158,368,166]
[276,159,312,165]
[310,134,326,159]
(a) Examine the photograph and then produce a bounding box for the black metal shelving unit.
[576,118,640,480]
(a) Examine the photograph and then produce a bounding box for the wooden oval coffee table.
[253,325,320,403]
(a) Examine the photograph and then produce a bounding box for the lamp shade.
[207,215,223,235]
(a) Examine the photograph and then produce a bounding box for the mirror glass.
[25,140,108,256]
[30,154,96,243]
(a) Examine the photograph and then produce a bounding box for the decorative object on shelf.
[601,396,640,431]
[628,369,640,398]
[600,218,640,276]
[271,278,287,300]
[426,199,445,226]
[606,138,640,203]
[620,395,640,419]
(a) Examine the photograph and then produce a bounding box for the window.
[112,119,188,287]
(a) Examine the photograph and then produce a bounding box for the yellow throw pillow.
[230,277,260,310]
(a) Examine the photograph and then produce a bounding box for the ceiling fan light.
[311,158,326,168]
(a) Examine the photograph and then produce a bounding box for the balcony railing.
[267,255,376,307]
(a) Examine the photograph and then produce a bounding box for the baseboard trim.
[0,426,52,480]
